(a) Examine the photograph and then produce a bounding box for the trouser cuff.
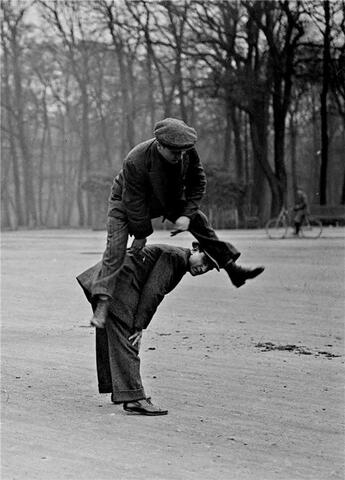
[111,388,146,403]
[224,252,241,268]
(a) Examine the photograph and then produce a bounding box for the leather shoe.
[123,397,168,416]
[225,263,265,288]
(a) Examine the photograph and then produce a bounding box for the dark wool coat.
[108,139,207,239]
[77,245,189,331]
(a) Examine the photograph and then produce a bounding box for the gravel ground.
[1,228,344,480]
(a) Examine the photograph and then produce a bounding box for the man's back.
[77,244,189,329]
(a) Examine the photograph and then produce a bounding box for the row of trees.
[1,0,344,229]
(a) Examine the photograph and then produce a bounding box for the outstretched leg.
[188,210,240,265]
[189,210,264,287]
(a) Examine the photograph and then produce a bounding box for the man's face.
[157,144,186,164]
[188,249,213,276]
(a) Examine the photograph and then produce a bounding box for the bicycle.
[265,207,323,239]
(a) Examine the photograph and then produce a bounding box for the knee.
[189,209,208,227]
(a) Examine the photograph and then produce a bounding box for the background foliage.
[1,0,344,229]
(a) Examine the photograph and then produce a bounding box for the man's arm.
[122,159,153,239]
[183,149,207,217]
[133,250,188,331]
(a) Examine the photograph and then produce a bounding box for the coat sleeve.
[133,251,187,331]
[122,159,153,239]
[182,149,207,217]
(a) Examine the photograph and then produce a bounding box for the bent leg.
[189,209,264,287]
[189,210,240,267]
[92,214,129,299]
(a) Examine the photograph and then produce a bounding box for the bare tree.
[319,0,331,204]
[1,0,343,229]
[2,0,37,226]
[1,16,23,226]
[94,0,137,156]
[329,0,345,203]
[245,0,305,211]
[126,0,193,121]
[38,0,96,226]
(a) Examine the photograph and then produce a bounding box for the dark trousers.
[188,210,240,266]
[294,209,307,234]
[92,203,240,298]
[96,312,146,403]
[92,203,129,297]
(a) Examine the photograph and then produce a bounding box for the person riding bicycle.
[293,188,309,236]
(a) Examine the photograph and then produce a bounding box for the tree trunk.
[127,55,136,147]
[146,47,156,132]
[250,104,282,218]
[231,106,244,184]
[80,85,92,226]
[290,111,298,199]
[273,83,288,203]
[223,102,232,170]
[38,123,46,225]
[311,89,321,203]
[244,114,250,185]
[118,45,135,152]
[341,169,345,205]
[341,121,345,204]
[1,186,12,229]
[319,0,330,205]
[0,146,13,229]
[2,42,24,226]
[12,36,37,226]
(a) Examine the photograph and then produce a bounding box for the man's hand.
[130,237,147,253]
[129,330,142,347]
[170,216,190,236]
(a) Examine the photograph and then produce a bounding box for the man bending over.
[77,242,232,415]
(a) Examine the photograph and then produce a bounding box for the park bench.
[310,204,345,226]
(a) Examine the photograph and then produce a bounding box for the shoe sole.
[123,407,168,416]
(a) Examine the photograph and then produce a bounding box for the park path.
[1,228,344,480]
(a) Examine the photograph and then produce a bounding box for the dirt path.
[1,228,344,480]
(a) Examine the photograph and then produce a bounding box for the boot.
[90,297,109,328]
[225,262,265,288]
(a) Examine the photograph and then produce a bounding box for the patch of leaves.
[255,342,341,358]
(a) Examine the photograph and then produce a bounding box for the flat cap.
[192,241,220,271]
[154,118,197,150]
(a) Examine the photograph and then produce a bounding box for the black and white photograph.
[1,0,344,479]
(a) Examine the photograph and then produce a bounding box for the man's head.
[154,118,197,164]
[188,241,220,276]
[156,144,187,164]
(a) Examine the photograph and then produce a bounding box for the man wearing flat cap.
[77,241,220,415]
[91,117,264,328]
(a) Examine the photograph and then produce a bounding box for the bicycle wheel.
[265,218,288,239]
[300,217,323,239]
